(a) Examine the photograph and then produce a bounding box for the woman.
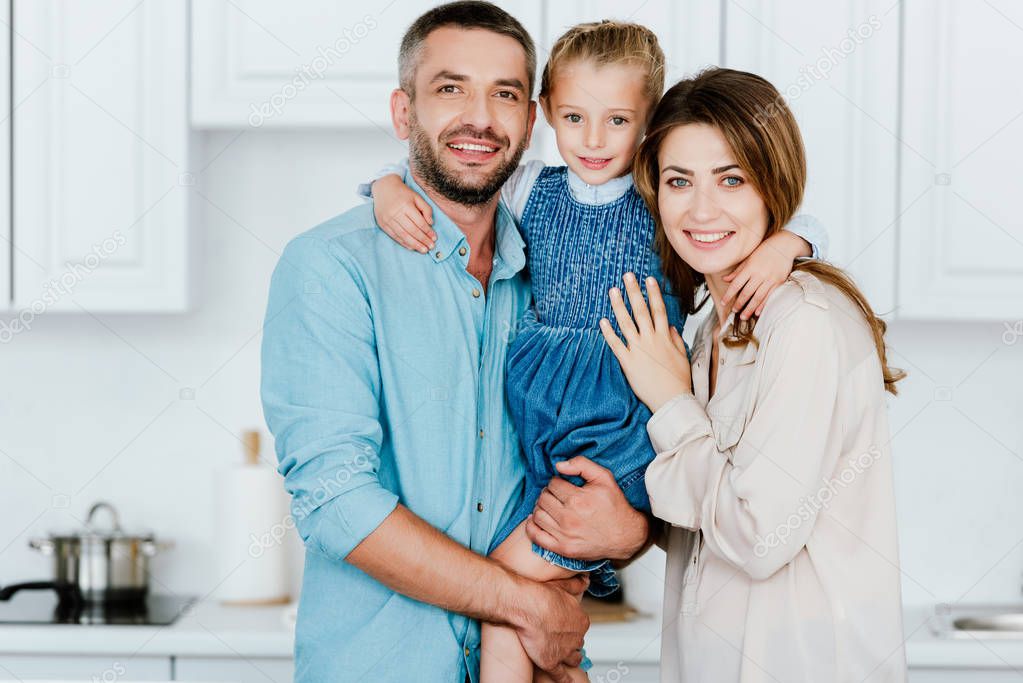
[597,67,909,681]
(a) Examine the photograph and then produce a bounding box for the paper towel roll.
[214,451,291,604]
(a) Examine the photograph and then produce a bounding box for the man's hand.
[511,574,590,683]
[525,456,650,562]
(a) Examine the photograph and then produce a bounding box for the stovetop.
[0,590,196,625]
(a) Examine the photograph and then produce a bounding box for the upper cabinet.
[723,0,900,316]
[897,0,1023,320]
[11,0,191,312]
[190,0,543,129]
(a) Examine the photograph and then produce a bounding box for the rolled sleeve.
[260,235,398,561]
[783,213,829,260]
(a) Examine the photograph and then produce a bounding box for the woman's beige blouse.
[645,270,907,682]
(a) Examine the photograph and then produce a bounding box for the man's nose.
[460,91,498,132]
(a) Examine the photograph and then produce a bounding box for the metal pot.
[0,501,172,604]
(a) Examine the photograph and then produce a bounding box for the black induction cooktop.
[0,590,196,625]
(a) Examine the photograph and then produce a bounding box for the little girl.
[361,21,827,682]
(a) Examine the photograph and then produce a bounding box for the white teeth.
[689,231,732,243]
[449,143,496,152]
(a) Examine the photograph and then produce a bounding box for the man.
[260,3,650,681]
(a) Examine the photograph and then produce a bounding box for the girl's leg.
[481,521,590,683]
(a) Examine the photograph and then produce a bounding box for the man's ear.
[390,88,412,141]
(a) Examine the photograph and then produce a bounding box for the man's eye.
[566,114,582,123]
[496,91,518,100]
[439,85,459,94]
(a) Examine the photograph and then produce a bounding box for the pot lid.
[48,501,154,540]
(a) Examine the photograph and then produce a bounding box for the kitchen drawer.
[0,654,171,679]
[910,669,1023,682]
[173,656,293,683]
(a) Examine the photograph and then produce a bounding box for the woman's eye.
[610,116,627,126]
[566,113,582,123]
[723,176,744,187]
[667,177,690,188]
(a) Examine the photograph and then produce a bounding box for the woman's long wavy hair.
[633,67,905,394]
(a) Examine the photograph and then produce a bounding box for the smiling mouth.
[446,141,500,162]
[684,230,735,248]
[578,156,612,169]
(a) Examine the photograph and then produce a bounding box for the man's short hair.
[398,1,536,98]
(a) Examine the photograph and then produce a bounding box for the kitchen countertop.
[5,599,1023,669]
[0,598,663,663]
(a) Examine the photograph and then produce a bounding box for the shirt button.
[477,502,484,512]
[472,288,481,298]
[464,647,471,656]
[458,247,467,256]
[435,251,443,259]
[478,429,484,438]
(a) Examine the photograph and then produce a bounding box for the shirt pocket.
[705,348,757,456]
[680,530,706,616]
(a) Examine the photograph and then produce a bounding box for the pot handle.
[28,538,55,555]
[86,501,122,533]
[140,539,174,557]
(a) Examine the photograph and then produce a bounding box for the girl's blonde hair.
[633,67,906,395]
[540,20,665,111]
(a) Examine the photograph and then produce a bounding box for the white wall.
[1,129,1021,617]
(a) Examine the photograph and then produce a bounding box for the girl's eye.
[610,116,627,126]
[667,177,690,188]
[565,113,582,123]
[723,176,744,187]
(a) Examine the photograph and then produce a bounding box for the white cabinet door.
[897,0,1023,319]
[12,0,191,313]
[0,654,171,680]
[191,0,543,129]
[174,656,293,683]
[0,0,10,312]
[910,669,1023,682]
[724,0,900,316]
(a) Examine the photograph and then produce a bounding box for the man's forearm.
[610,510,655,569]
[346,504,527,627]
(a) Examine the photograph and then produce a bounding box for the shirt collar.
[402,169,525,275]
[565,168,634,205]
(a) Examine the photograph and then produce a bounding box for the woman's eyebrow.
[662,163,740,175]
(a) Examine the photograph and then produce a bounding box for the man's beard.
[407,111,526,207]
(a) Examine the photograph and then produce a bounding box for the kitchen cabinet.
[896,0,1023,319]
[723,0,900,316]
[8,0,191,313]
[0,654,171,680]
[910,671,1023,682]
[0,0,9,311]
[175,655,293,682]
[190,0,543,128]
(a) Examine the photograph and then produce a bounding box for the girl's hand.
[371,175,436,253]
[599,273,692,414]
[721,231,811,320]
